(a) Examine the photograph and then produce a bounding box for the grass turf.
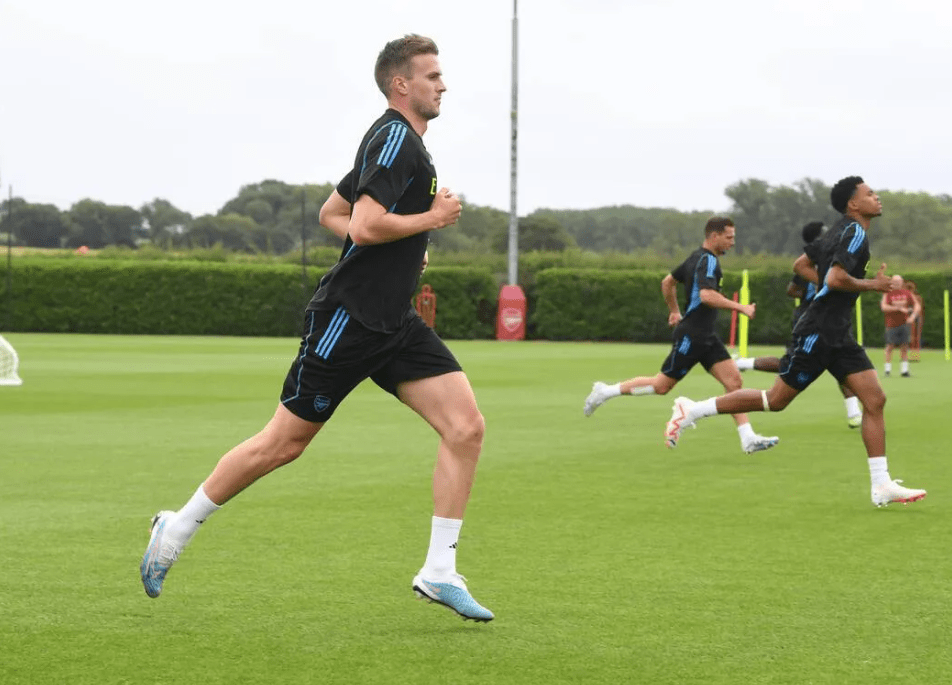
[1,334,949,684]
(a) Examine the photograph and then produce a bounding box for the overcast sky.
[1,0,950,219]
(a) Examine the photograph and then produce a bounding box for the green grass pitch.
[1,334,950,684]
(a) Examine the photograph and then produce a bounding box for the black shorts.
[778,332,874,391]
[280,307,463,422]
[885,324,911,346]
[660,330,731,380]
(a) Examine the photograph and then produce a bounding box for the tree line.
[2,177,951,260]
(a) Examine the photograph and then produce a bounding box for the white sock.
[901,360,909,374]
[868,456,890,486]
[884,362,892,374]
[737,422,755,442]
[735,357,755,370]
[844,396,861,418]
[605,383,622,397]
[693,397,718,420]
[167,484,221,546]
[421,516,462,579]
[630,385,655,396]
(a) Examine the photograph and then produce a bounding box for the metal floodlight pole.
[300,186,308,291]
[507,0,519,286]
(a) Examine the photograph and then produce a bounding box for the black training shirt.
[793,215,870,343]
[670,247,722,334]
[308,109,437,332]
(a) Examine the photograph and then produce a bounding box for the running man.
[665,176,926,508]
[733,221,863,428]
[141,34,494,621]
[584,217,779,455]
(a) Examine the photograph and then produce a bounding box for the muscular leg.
[841,369,886,457]
[203,404,323,505]
[708,358,752,427]
[397,371,485,520]
[714,375,801,414]
[141,405,323,598]
[620,373,677,396]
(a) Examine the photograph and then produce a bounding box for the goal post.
[0,334,23,386]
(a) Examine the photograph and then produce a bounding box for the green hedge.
[415,267,497,339]
[2,258,950,345]
[0,259,496,339]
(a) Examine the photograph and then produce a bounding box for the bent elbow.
[348,227,369,246]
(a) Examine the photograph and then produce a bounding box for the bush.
[0,258,496,339]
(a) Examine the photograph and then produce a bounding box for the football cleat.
[583,381,611,417]
[664,396,696,449]
[412,572,494,622]
[847,415,862,429]
[871,479,927,508]
[742,434,780,454]
[140,510,182,598]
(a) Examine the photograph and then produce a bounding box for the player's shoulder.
[830,216,866,240]
[364,111,420,147]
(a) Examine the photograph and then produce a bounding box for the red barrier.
[496,284,526,340]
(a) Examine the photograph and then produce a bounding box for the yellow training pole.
[855,296,863,346]
[739,269,749,358]
[945,289,950,361]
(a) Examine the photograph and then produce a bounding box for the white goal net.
[0,334,23,386]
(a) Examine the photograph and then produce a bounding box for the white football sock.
[167,484,221,546]
[868,456,890,486]
[735,357,755,370]
[844,396,861,418]
[604,383,622,397]
[421,516,462,579]
[693,397,718,420]
[884,362,892,374]
[737,422,755,442]
[901,360,909,374]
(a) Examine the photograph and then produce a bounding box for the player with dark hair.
[665,176,926,508]
[141,34,495,622]
[584,217,779,455]
[733,221,863,428]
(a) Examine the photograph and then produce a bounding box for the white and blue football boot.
[140,510,181,598]
[412,573,494,622]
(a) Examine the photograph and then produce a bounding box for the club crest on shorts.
[314,395,332,413]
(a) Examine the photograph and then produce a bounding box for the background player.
[584,217,779,455]
[734,221,862,428]
[665,177,926,508]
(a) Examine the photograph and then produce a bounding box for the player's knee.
[723,379,742,393]
[654,379,674,395]
[766,391,791,412]
[270,440,308,468]
[446,411,485,451]
[864,389,886,415]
